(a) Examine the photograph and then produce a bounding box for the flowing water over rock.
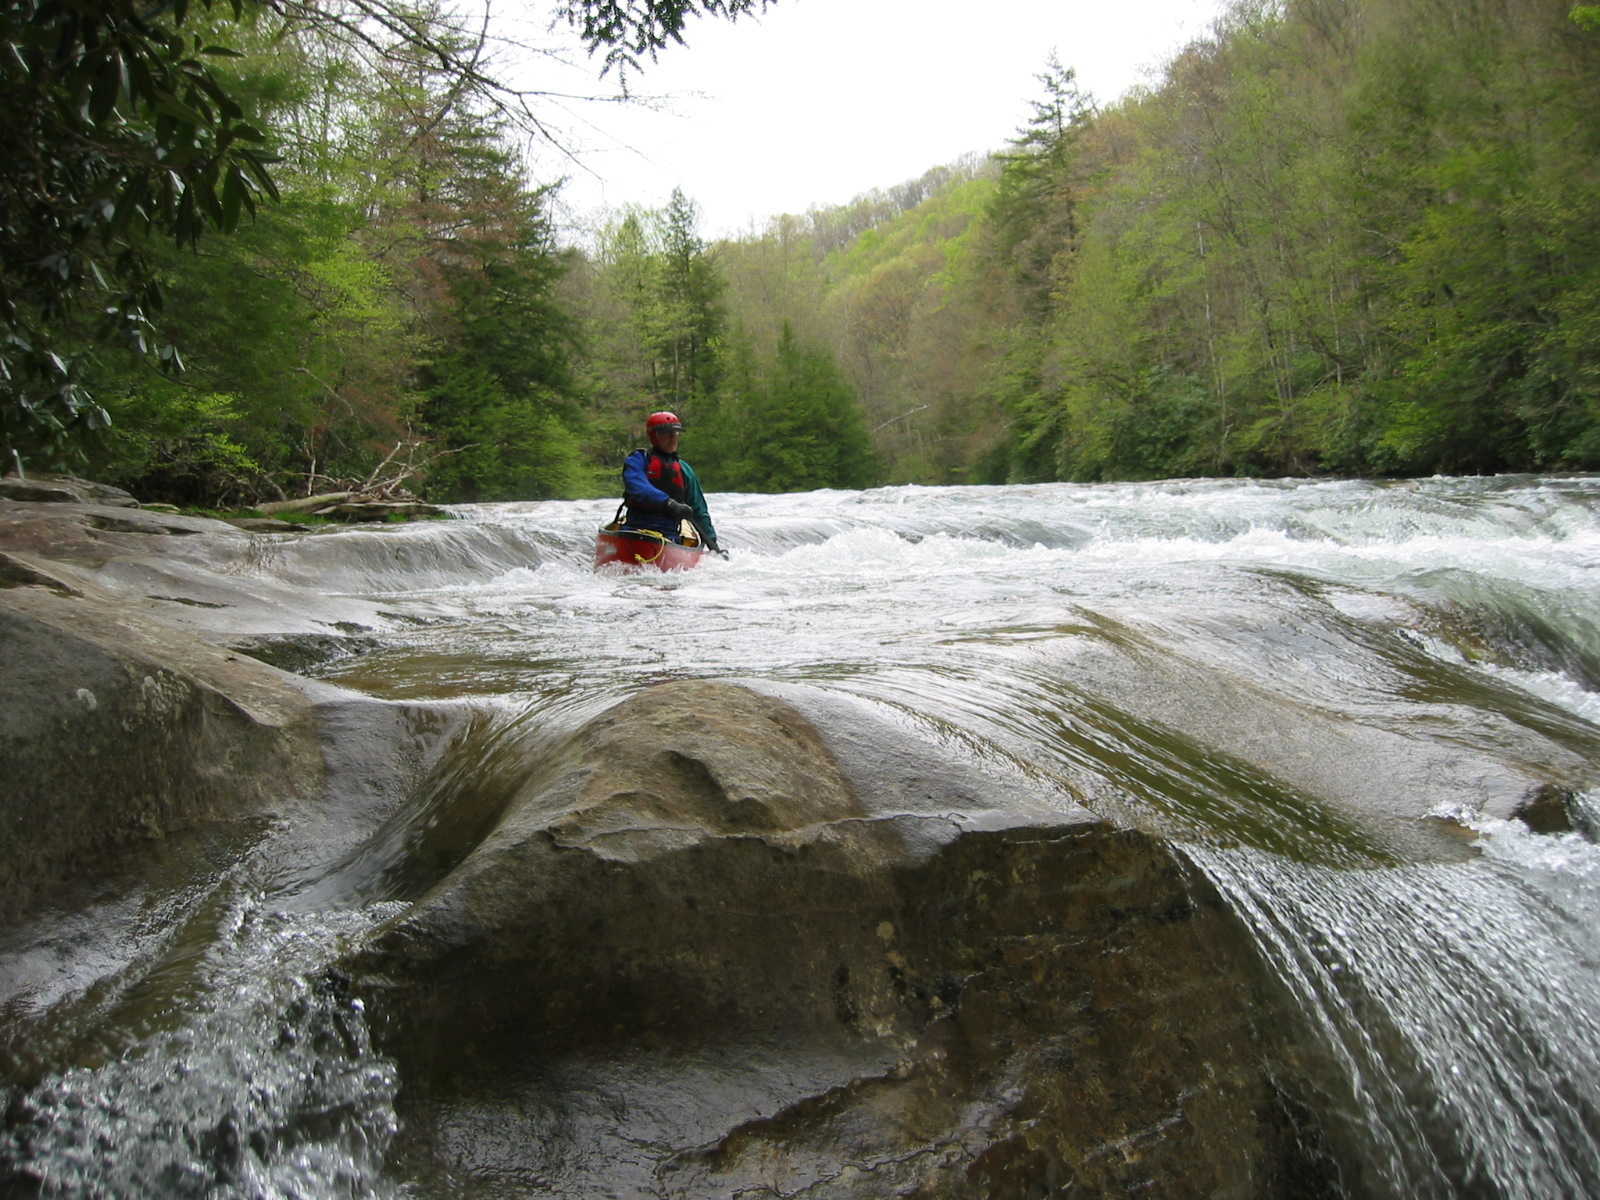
[3,474,1599,1196]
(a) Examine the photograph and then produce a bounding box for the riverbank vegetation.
[4,0,1597,503]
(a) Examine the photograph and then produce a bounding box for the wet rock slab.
[349,681,1303,1197]
[0,575,324,925]
[0,497,394,928]
[0,495,400,643]
[0,495,460,1083]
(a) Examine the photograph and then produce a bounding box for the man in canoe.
[622,410,723,554]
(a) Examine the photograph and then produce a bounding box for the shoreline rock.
[0,485,471,933]
[0,474,139,508]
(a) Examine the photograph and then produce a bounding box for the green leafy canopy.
[1,0,279,457]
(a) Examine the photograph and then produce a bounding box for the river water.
[5,474,1600,1196]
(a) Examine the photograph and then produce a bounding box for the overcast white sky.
[508,0,1228,242]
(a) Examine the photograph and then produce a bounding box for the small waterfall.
[0,894,402,1198]
[1184,810,1600,1198]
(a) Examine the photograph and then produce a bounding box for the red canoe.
[594,524,708,572]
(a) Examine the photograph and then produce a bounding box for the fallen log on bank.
[258,491,353,516]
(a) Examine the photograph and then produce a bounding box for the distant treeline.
[4,0,1597,504]
[728,0,1600,485]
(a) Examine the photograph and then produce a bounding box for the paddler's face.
[652,429,681,452]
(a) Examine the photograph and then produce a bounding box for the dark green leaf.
[220,167,242,231]
[89,51,122,122]
[240,150,277,199]
[111,178,148,231]
[198,176,223,228]
[152,94,207,125]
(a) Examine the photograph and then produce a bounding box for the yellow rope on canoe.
[632,533,666,564]
[604,522,669,564]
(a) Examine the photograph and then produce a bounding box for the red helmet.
[646,411,683,437]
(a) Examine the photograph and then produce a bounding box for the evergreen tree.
[648,189,725,410]
[746,324,877,491]
[420,196,584,501]
[988,52,1095,318]
[979,54,1097,480]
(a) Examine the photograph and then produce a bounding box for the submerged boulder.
[348,680,1305,1197]
[1512,783,1598,840]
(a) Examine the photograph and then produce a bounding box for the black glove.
[664,499,694,520]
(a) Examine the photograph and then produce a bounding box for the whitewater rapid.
[5,473,1599,1198]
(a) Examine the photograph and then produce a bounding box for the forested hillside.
[5,0,1597,503]
[729,0,1600,485]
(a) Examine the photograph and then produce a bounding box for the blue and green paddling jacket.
[622,448,718,546]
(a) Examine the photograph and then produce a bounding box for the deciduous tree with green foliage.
[576,192,726,465]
